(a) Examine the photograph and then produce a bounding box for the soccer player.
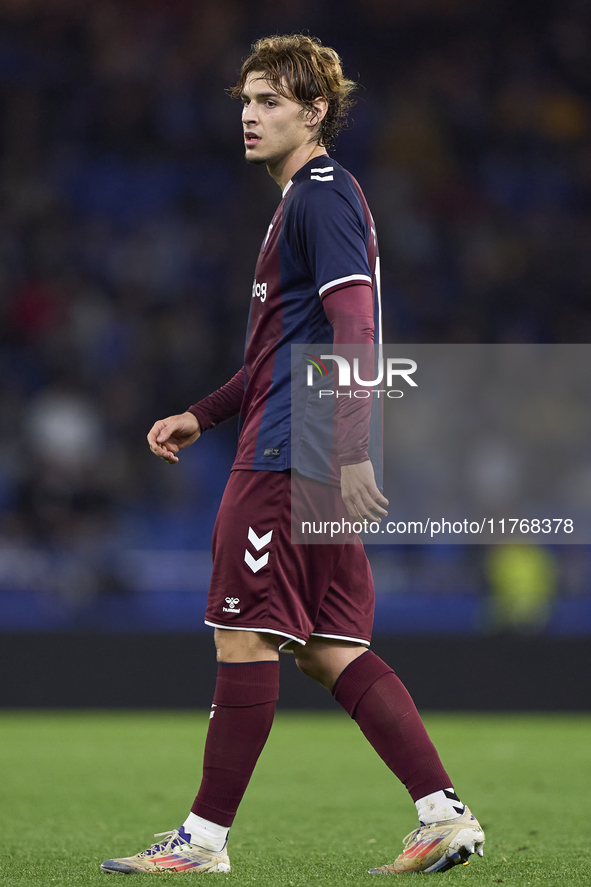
[101,35,485,876]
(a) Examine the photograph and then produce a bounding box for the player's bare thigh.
[293,636,367,691]
[214,628,280,662]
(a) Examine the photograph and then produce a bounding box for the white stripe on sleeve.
[318,274,372,297]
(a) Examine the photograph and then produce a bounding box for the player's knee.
[294,650,332,687]
[294,653,314,679]
[295,642,368,690]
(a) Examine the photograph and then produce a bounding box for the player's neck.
[267,143,328,191]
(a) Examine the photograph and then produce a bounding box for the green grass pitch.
[1,710,590,885]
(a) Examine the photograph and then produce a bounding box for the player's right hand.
[340,460,389,522]
[147,412,202,464]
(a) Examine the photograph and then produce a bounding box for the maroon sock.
[333,651,452,802]
[191,661,279,827]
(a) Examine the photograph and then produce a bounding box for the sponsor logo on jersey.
[223,596,241,613]
[252,279,267,302]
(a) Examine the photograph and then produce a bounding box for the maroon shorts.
[205,469,375,649]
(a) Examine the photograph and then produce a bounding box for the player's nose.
[242,104,257,124]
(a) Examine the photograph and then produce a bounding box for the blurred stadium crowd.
[1,0,591,632]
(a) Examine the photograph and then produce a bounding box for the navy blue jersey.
[232,155,381,476]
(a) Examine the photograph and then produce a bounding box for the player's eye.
[265,100,276,108]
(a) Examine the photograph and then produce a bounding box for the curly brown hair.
[230,34,357,151]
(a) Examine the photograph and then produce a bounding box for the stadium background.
[0,0,590,708]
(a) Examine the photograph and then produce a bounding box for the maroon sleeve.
[322,284,375,466]
[187,367,245,433]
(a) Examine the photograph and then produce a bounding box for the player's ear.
[306,97,328,129]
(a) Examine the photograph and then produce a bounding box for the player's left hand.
[340,460,389,522]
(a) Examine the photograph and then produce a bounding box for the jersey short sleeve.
[287,169,373,300]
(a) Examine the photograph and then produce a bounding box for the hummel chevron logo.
[310,166,334,182]
[248,527,273,550]
[244,550,268,573]
[444,788,465,816]
[244,526,273,573]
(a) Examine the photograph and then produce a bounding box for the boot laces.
[402,827,423,849]
[139,830,187,857]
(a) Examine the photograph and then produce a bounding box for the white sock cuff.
[415,787,465,825]
[182,812,229,852]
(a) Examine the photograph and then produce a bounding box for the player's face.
[240,72,317,170]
